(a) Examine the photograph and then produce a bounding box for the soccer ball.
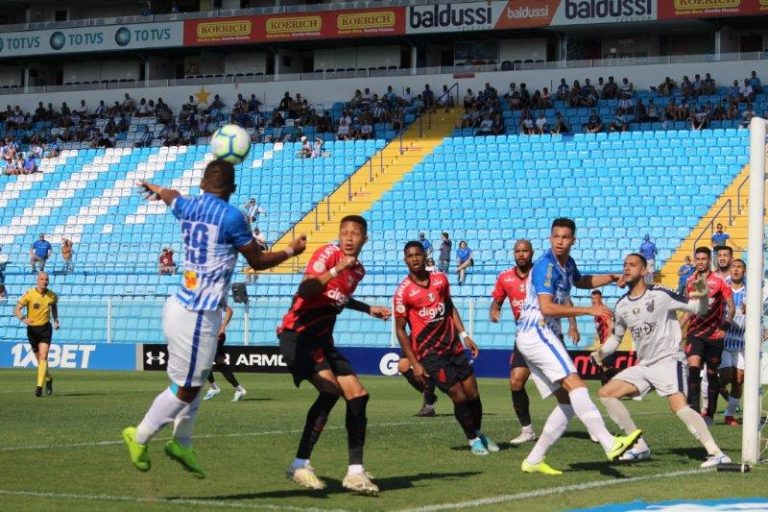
[210,124,251,165]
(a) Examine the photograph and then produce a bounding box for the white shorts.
[163,297,223,388]
[515,325,577,399]
[721,348,745,371]
[614,356,687,397]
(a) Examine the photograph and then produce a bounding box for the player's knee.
[397,358,411,374]
[596,386,610,399]
[318,391,341,410]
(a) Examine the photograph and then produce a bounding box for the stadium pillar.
[410,46,417,76]
[274,50,280,80]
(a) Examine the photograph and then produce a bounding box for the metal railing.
[693,199,734,251]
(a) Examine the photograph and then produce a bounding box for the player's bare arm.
[297,254,356,298]
[565,297,581,344]
[489,299,503,323]
[137,181,180,205]
[240,235,306,271]
[450,297,479,358]
[51,302,60,330]
[219,305,233,335]
[395,316,429,385]
[538,293,610,319]
[347,298,391,320]
[14,302,28,325]
[575,273,624,289]
[722,293,735,327]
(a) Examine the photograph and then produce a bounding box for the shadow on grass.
[567,461,629,478]
[179,471,481,501]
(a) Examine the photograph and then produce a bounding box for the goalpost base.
[716,463,751,473]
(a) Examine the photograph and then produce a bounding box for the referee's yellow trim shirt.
[17,288,58,327]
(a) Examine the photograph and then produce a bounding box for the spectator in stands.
[491,112,505,135]
[556,78,570,101]
[740,79,755,103]
[359,115,374,140]
[619,77,635,98]
[646,100,660,122]
[438,232,452,273]
[702,73,717,95]
[535,111,549,134]
[584,109,602,133]
[419,232,433,257]
[726,101,740,121]
[476,112,495,136]
[639,234,657,284]
[551,112,570,134]
[691,104,710,131]
[422,84,435,112]
[456,240,473,285]
[609,108,629,133]
[299,136,312,158]
[0,244,5,283]
[462,89,476,110]
[519,111,535,135]
[677,255,695,295]
[655,76,676,96]
[437,85,454,111]
[680,75,694,99]
[122,93,135,114]
[602,76,618,99]
[741,103,756,128]
[748,70,762,94]
[61,238,73,274]
[569,80,583,107]
[595,77,605,98]
[336,118,352,140]
[311,137,325,158]
[22,152,38,173]
[134,125,154,148]
[158,247,176,274]
[30,233,52,273]
[243,198,266,226]
[581,79,597,107]
[618,94,634,115]
[518,83,530,107]
[728,80,743,103]
[0,284,6,304]
[539,87,552,109]
[711,223,731,248]
[632,99,647,123]
[425,257,437,273]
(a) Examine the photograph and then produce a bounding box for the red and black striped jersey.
[393,272,462,358]
[491,267,529,321]
[686,271,732,340]
[278,244,365,341]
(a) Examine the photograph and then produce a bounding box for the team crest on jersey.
[313,261,326,274]
[395,304,406,314]
[33,303,40,309]
[427,292,435,302]
[184,270,198,290]
[632,307,640,316]
[646,299,655,313]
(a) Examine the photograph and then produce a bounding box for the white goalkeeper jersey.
[613,285,705,366]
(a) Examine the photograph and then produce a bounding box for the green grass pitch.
[0,369,764,511]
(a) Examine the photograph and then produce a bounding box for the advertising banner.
[141,344,637,380]
[658,0,767,19]
[0,341,137,371]
[0,21,183,58]
[183,7,405,46]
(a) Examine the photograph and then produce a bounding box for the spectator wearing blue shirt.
[456,240,473,285]
[677,256,695,295]
[711,223,731,248]
[23,154,37,174]
[418,232,432,257]
[639,234,657,284]
[30,233,52,273]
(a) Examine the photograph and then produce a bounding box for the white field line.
[394,468,710,512]
[0,489,349,512]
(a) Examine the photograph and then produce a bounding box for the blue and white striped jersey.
[724,284,746,351]
[518,249,581,338]
[170,192,253,311]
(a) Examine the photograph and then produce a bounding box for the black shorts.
[509,345,529,371]
[278,330,356,387]
[685,335,724,365]
[420,350,474,393]
[214,332,227,358]
[27,323,52,353]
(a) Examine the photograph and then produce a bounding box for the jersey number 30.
[181,222,209,265]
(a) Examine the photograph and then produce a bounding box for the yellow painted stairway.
[659,164,751,288]
[271,110,462,272]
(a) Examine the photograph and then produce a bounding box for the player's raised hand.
[288,235,307,256]
[137,181,162,201]
[337,255,357,270]
[689,274,708,298]
[370,305,391,320]
[464,336,480,359]
[589,304,613,319]
[612,273,626,288]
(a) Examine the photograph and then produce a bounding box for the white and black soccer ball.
[210,124,251,165]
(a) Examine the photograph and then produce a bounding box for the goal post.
[742,116,767,465]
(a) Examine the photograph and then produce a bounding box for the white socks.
[135,387,187,444]
[676,406,721,455]
[569,387,615,451]
[526,404,574,465]
[347,464,364,475]
[521,424,534,434]
[292,458,309,469]
[172,392,203,448]
[600,397,650,452]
